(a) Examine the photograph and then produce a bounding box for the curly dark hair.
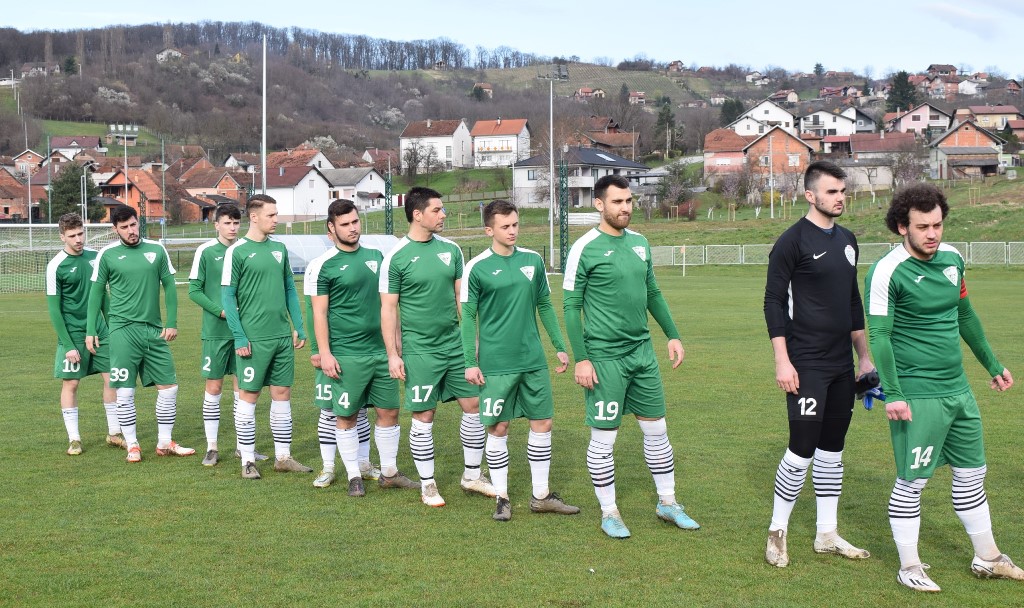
[885,183,949,234]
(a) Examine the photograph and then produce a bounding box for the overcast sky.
[6,0,1024,78]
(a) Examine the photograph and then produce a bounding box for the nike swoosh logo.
[813,252,826,259]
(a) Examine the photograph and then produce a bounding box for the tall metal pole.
[769,133,775,219]
[46,136,52,220]
[261,35,267,195]
[548,79,554,269]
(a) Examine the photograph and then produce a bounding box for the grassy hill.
[37,119,164,158]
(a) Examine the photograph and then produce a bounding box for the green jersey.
[46,248,107,344]
[222,236,299,343]
[460,246,565,374]
[188,238,232,340]
[563,228,680,362]
[379,235,463,355]
[304,244,386,356]
[88,238,176,333]
[865,243,1001,401]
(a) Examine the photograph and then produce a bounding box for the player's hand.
[160,327,177,342]
[667,339,684,369]
[388,355,406,380]
[236,343,251,358]
[310,354,321,369]
[65,349,82,364]
[465,366,485,386]
[858,359,876,378]
[219,310,226,319]
[554,351,569,374]
[320,353,341,380]
[293,330,305,349]
[574,360,598,390]
[775,360,800,394]
[885,400,912,422]
[991,368,1013,391]
[85,336,99,354]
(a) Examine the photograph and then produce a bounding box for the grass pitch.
[1,266,1022,607]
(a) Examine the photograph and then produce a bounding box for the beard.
[602,209,631,230]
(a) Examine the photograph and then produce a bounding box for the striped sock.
[460,412,485,480]
[587,428,618,515]
[889,477,928,568]
[409,418,435,487]
[234,400,257,464]
[639,418,675,504]
[770,449,811,532]
[356,408,372,467]
[485,433,510,498]
[317,409,337,472]
[813,448,843,534]
[527,430,552,499]
[269,400,292,460]
[116,388,138,446]
[203,391,222,450]
[155,386,178,445]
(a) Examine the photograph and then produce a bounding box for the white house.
[745,71,763,83]
[736,99,797,135]
[399,119,472,170]
[321,167,387,210]
[156,48,186,63]
[840,107,878,133]
[470,118,530,167]
[264,166,332,221]
[958,79,989,97]
[800,110,857,137]
[512,146,648,208]
[729,116,771,137]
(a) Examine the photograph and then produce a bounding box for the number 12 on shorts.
[910,445,934,469]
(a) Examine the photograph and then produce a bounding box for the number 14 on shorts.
[910,445,933,469]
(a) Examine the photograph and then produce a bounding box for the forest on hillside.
[1,23,669,159]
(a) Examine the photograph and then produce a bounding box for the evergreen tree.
[720,99,745,126]
[655,103,676,151]
[62,56,77,76]
[887,70,918,113]
[48,164,103,222]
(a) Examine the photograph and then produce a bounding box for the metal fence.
[2,223,1022,294]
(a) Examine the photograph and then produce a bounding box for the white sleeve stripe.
[379,237,409,293]
[562,229,600,291]
[222,238,246,286]
[460,249,492,302]
[303,248,338,296]
[91,242,117,282]
[188,239,218,280]
[45,251,68,296]
[938,242,964,261]
[867,247,910,316]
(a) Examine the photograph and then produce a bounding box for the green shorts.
[53,332,109,380]
[236,336,294,391]
[108,324,177,388]
[890,390,986,481]
[403,346,476,412]
[586,340,665,429]
[314,353,399,416]
[478,368,554,427]
[201,338,236,380]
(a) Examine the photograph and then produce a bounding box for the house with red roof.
[264,166,331,221]
[266,148,334,171]
[702,127,814,188]
[399,119,472,171]
[884,103,952,136]
[929,120,1004,179]
[966,105,1022,131]
[470,118,531,167]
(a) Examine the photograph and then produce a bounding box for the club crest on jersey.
[520,266,535,281]
[89,259,96,269]
[844,245,856,266]
[272,251,283,264]
[144,252,156,264]
[437,252,451,266]
[365,261,378,273]
[632,246,646,261]
[943,266,959,286]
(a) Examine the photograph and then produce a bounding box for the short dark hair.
[483,199,517,228]
[327,199,357,223]
[246,194,276,215]
[214,204,241,222]
[405,187,442,223]
[594,175,631,202]
[110,204,137,226]
[885,183,949,234]
[58,213,83,234]
[804,160,846,193]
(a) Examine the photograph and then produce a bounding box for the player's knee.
[590,427,618,448]
[637,417,667,436]
[158,385,178,399]
[115,387,135,402]
[950,465,987,485]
